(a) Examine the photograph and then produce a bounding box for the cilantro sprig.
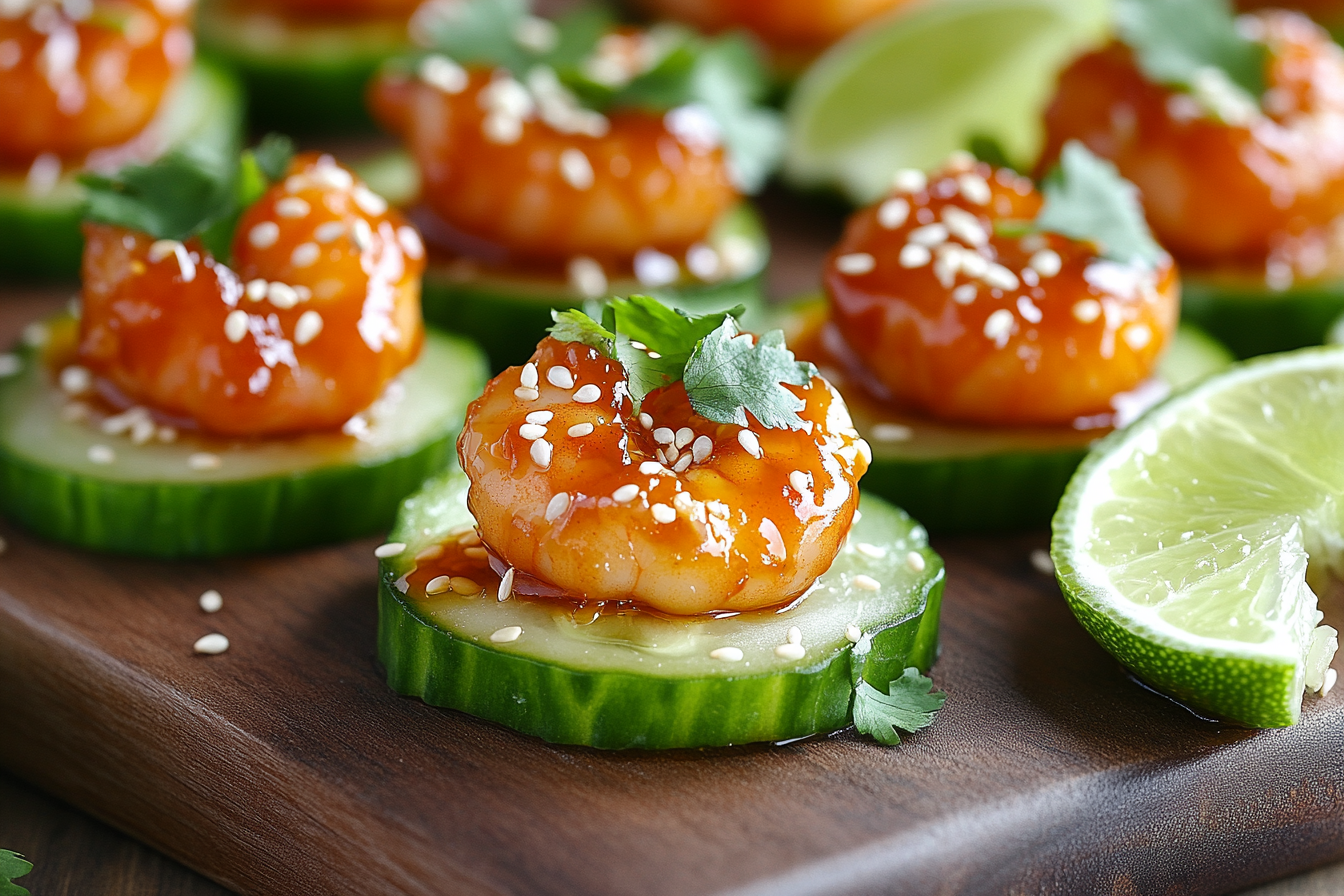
[548,296,817,429]
[80,134,295,263]
[1034,141,1164,267]
[852,668,947,746]
[0,850,32,896]
[412,0,783,192]
[1115,0,1267,109]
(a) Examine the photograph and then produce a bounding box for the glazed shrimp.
[77,153,425,436]
[457,336,870,616]
[824,155,1179,425]
[368,60,738,264]
[0,0,194,166]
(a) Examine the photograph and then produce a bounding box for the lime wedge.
[783,0,1111,204]
[1053,349,1344,728]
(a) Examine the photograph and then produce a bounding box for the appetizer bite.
[0,138,487,556]
[789,146,1227,532]
[1041,0,1344,356]
[378,298,945,749]
[0,0,243,278]
[369,0,780,369]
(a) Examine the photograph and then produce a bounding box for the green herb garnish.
[0,850,33,896]
[852,668,947,746]
[1115,0,1266,103]
[1034,141,1164,267]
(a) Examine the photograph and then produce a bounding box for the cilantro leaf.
[251,133,295,183]
[684,34,783,193]
[0,849,33,896]
[852,668,946,746]
[1115,0,1266,100]
[549,307,615,357]
[417,0,534,73]
[682,319,817,431]
[1034,141,1165,268]
[610,296,739,408]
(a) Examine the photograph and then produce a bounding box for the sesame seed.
[909,223,949,247]
[674,427,694,449]
[1323,668,1338,697]
[418,54,467,93]
[946,149,976,170]
[983,264,1020,291]
[774,643,806,660]
[656,447,669,464]
[856,439,872,465]
[639,413,654,429]
[1072,299,1102,323]
[291,242,321,268]
[224,310,249,343]
[458,529,481,545]
[309,160,354,190]
[245,278,268,301]
[490,626,523,643]
[853,574,880,592]
[547,367,574,389]
[1016,296,1043,324]
[531,438,553,468]
[568,422,594,437]
[514,387,540,400]
[249,221,280,249]
[353,185,388,217]
[673,492,694,513]
[520,362,539,388]
[294,310,323,346]
[942,206,988,246]
[651,503,676,524]
[148,239,178,263]
[692,435,713,462]
[906,551,927,573]
[983,309,1015,346]
[545,491,570,522]
[647,352,662,359]
[788,626,802,646]
[514,15,559,52]
[574,384,601,403]
[845,625,862,643]
[892,169,927,193]
[0,354,19,377]
[425,575,451,594]
[374,542,406,558]
[484,113,524,145]
[128,418,155,444]
[22,322,47,347]
[193,633,229,655]
[559,148,595,190]
[88,444,115,464]
[1030,548,1054,575]
[638,460,663,475]
[836,252,876,275]
[664,446,680,465]
[634,248,680,288]
[518,423,547,440]
[498,567,515,601]
[672,454,692,473]
[276,197,310,218]
[397,226,425,260]
[612,483,640,502]
[1029,249,1062,278]
[737,429,762,458]
[710,646,744,662]
[899,244,931,268]
[449,576,480,595]
[878,197,910,229]
[789,470,810,493]
[59,364,91,395]
[188,452,221,471]
[199,590,223,613]
[1123,324,1152,350]
[157,426,177,442]
[686,243,721,280]
[463,546,487,559]
[856,542,886,559]
[568,256,607,298]
[267,282,299,309]
[653,426,675,444]
[351,218,373,251]
[525,410,553,425]
[957,173,992,205]
[932,246,962,288]
[952,284,977,305]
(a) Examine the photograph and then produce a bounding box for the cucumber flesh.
[1179,269,1344,359]
[0,319,488,556]
[420,201,771,370]
[0,61,244,281]
[379,470,944,749]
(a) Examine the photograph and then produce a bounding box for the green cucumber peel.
[0,850,32,896]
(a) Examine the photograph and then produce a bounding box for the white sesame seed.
[664,446,680,465]
[1123,324,1152,350]
[464,547,487,559]
[397,226,425,260]
[656,447,669,464]
[567,256,607,298]
[906,551,927,573]
[351,218,373,251]
[0,354,19,377]
[909,223,949,247]
[353,185,388,217]
[932,245,962,288]
[983,308,1016,346]
[514,387,540,401]
[647,352,662,359]
[1321,667,1339,696]
[634,248,680,288]
[856,439,872,465]
[789,470,810,493]
[692,435,713,463]
[1072,299,1102,323]
[845,625,862,643]
[519,423,547,441]
[148,239,178,263]
[498,567,515,601]
[450,576,480,595]
[639,460,664,475]
[559,148,595,191]
[425,575,451,594]
[836,252,876,275]
[574,384,601,403]
[1029,249,1062,278]
[276,197,310,218]
[878,197,910,229]
[22,322,47,347]
[484,113,524,144]
[520,362,539,388]
[88,444,115,464]
[892,169,927,193]
[737,429,762,459]
[856,542,886,559]
[774,643,806,660]
[983,264,1020,291]
[1030,548,1054,575]
[249,221,280,249]
[199,589,223,613]
[788,626,802,646]
[942,206,988,246]
[651,503,676,524]
[612,483,640,502]
[267,282,299,309]
[374,542,406,558]
[1016,296,1043,324]
[547,366,574,389]
[514,15,559,52]
[193,633,229,655]
[952,284,977,305]
[223,310,249,343]
[291,242,321,268]
[568,422,595,437]
[899,244,931,268]
[672,454,692,472]
[458,529,481,545]
[59,365,91,395]
[853,574,881,592]
[245,278,268,301]
[674,427,694,449]
[491,625,523,643]
[545,492,570,522]
[957,173,992,205]
[653,426,675,444]
[310,160,354,190]
[294,310,323,346]
[157,426,177,442]
[530,438,553,468]
[188,452,221,471]
[525,410,553,425]
[685,243,721,280]
[634,413,651,430]
[710,646,744,662]
[419,53,468,93]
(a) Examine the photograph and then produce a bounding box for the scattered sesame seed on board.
[1030,549,1055,575]
[194,633,229,655]
[199,590,223,613]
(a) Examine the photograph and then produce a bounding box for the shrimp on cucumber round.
[456,300,870,616]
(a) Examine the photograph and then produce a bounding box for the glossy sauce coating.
[633,0,910,56]
[369,64,738,265]
[77,153,425,437]
[824,158,1179,426]
[457,336,869,615]
[228,0,421,19]
[0,0,194,167]
[1041,11,1344,279]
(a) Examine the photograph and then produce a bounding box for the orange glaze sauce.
[632,0,912,59]
[1040,10,1344,282]
[75,153,426,437]
[0,0,194,168]
[824,157,1179,426]
[227,0,421,19]
[456,336,870,616]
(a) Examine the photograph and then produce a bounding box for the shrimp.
[824,155,1179,426]
[0,0,194,167]
[76,153,425,436]
[456,336,870,616]
[633,0,912,58]
[1040,10,1344,277]
[368,60,738,265]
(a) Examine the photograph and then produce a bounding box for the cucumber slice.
[196,0,409,133]
[0,319,488,557]
[0,61,245,281]
[420,202,771,370]
[1180,268,1344,359]
[777,300,1234,533]
[378,469,944,749]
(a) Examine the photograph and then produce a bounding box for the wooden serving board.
[4,197,1344,896]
